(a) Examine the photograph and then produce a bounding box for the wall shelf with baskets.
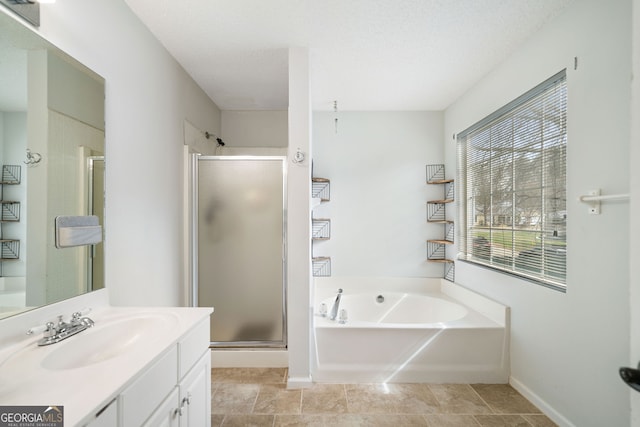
[426,164,454,282]
[312,256,331,277]
[312,218,331,241]
[312,177,330,202]
[0,165,21,271]
[312,177,331,276]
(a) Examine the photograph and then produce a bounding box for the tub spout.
[329,288,343,320]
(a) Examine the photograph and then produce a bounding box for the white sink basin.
[40,312,179,371]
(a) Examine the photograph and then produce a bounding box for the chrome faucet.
[329,288,343,321]
[27,310,95,346]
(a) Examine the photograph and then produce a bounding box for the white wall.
[444,1,631,426]
[312,111,444,278]
[221,110,287,147]
[35,0,222,306]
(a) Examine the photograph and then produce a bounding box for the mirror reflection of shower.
[87,156,104,291]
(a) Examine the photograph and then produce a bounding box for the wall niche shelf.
[312,176,331,277]
[0,165,21,270]
[426,164,454,282]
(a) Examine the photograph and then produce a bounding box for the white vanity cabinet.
[177,352,211,426]
[119,318,211,427]
[86,399,118,427]
[0,303,213,427]
[142,352,210,427]
[141,388,179,427]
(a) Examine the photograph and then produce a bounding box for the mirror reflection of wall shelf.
[1,201,20,222]
[426,164,454,282]
[0,165,21,273]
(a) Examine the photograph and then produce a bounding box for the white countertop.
[0,306,212,426]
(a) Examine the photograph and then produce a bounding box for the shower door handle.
[620,363,640,392]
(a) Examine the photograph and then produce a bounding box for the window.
[457,70,567,291]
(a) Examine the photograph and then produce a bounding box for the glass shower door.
[196,156,286,347]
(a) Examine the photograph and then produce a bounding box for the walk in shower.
[192,156,287,348]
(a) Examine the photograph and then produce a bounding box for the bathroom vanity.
[0,292,213,426]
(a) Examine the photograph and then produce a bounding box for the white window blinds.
[457,70,567,290]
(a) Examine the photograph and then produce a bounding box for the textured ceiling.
[126,0,574,111]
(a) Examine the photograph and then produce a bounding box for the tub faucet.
[329,288,343,320]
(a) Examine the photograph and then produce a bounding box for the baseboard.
[510,376,575,427]
[287,375,313,389]
[210,349,288,368]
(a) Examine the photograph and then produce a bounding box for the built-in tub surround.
[313,277,509,383]
[0,289,213,426]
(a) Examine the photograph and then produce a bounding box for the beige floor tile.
[274,414,325,426]
[521,414,558,426]
[473,414,531,426]
[221,414,275,426]
[210,369,551,426]
[425,414,481,427]
[387,383,440,414]
[213,367,287,384]
[470,385,542,415]
[344,384,398,413]
[211,414,225,427]
[212,383,260,414]
[428,384,492,415]
[301,384,348,414]
[324,413,429,426]
[254,384,303,414]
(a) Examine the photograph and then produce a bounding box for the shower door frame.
[87,155,105,292]
[191,155,288,348]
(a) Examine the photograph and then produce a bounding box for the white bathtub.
[313,277,510,384]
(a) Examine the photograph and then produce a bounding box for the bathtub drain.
[376,295,384,303]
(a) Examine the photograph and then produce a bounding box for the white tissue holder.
[55,215,103,248]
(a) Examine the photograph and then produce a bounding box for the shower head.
[205,131,226,147]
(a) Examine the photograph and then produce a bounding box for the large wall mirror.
[0,10,105,319]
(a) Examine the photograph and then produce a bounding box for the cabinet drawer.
[178,318,209,379]
[84,398,117,427]
[120,345,178,426]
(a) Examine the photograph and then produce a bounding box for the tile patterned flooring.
[211,368,557,427]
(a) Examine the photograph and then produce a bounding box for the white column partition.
[286,47,312,388]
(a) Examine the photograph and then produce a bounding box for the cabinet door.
[120,345,178,426]
[179,352,211,427]
[143,387,180,427]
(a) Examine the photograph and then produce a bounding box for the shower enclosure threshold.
[211,349,288,368]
